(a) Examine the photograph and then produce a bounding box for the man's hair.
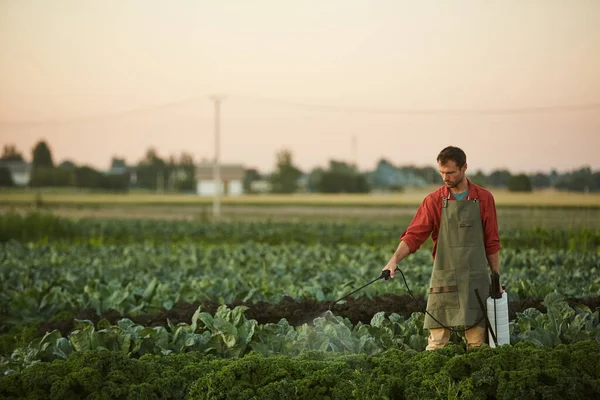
[437,146,466,168]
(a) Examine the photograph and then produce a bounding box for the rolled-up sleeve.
[400,196,435,254]
[482,195,501,255]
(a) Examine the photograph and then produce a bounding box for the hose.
[390,268,485,333]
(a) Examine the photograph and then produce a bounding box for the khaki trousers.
[426,324,487,351]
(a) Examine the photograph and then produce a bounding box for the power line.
[232,95,600,116]
[0,97,205,127]
[1,94,599,127]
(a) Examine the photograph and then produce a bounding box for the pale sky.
[0,0,599,174]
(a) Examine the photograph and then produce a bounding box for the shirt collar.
[443,178,477,200]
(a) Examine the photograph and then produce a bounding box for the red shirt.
[400,179,501,258]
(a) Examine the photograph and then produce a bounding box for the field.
[2,187,600,207]
[2,188,600,228]
[1,192,600,399]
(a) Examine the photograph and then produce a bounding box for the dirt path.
[1,204,417,222]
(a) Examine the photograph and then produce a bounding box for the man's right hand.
[381,262,398,279]
[382,241,410,279]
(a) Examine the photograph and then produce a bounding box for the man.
[381,146,501,350]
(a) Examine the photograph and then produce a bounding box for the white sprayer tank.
[487,291,510,347]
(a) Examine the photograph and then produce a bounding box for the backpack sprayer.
[485,271,510,347]
[329,267,510,347]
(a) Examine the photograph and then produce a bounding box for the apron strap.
[428,285,458,294]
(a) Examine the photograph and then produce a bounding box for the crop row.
[2,242,599,333]
[1,212,599,250]
[2,293,599,375]
[2,340,599,399]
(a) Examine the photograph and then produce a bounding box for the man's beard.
[445,175,464,189]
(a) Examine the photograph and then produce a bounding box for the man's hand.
[381,262,398,279]
[381,241,410,278]
[383,241,411,279]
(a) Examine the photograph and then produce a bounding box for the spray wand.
[329,267,485,334]
[328,269,394,311]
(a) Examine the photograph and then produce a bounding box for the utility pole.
[352,135,357,170]
[210,95,224,219]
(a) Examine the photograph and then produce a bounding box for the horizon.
[1,0,598,175]
[1,137,597,177]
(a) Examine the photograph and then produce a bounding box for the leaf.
[222,333,237,348]
[185,334,196,347]
[388,313,404,324]
[542,292,565,309]
[142,277,158,301]
[242,288,259,302]
[40,330,63,347]
[232,306,249,326]
[97,319,111,331]
[370,312,386,328]
[199,313,215,332]
[70,330,92,352]
[53,338,73,359]
[121,334,133,354]
[191,305,203,332]
[523,328,560,347]
[117,319,136,331]
[73,319,94,331]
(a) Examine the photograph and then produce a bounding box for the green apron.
[423,196,490,329]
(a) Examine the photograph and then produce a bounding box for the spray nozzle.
[490,271,502,299]
[380,267,400,280]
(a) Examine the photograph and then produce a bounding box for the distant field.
[1,187,599,208]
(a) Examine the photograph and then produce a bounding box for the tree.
[30,141,59,187]
[0,167,14,187]
[470,170,489,187]
[549,169,560,186]
[136,147,166,190]
[314,160,370,193]
[243,168,262,193]
[530,172,551,189]
[555,167,595,192]
[415,166,438,184]
[593,172,600,193]
[489,169,511,187]
[58,160,77,169]
[307,167,325,193]
[177,152,196,192]
[269,149,302,194]
[30,166,72,187]
[507,174,532,192]
[1,145,24,162]
[32,140,54,169]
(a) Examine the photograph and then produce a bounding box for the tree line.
[1,141,599,194]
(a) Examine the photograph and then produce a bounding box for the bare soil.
[38,294,600,337]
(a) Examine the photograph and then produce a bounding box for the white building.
[196,163,245,196]
[0,161,31,186]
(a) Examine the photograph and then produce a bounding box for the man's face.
[438,161,467,189]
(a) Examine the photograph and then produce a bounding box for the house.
[0,160,31,186]
[106,158,137,185]
[196,163,245,196]
[368,160,428,191]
